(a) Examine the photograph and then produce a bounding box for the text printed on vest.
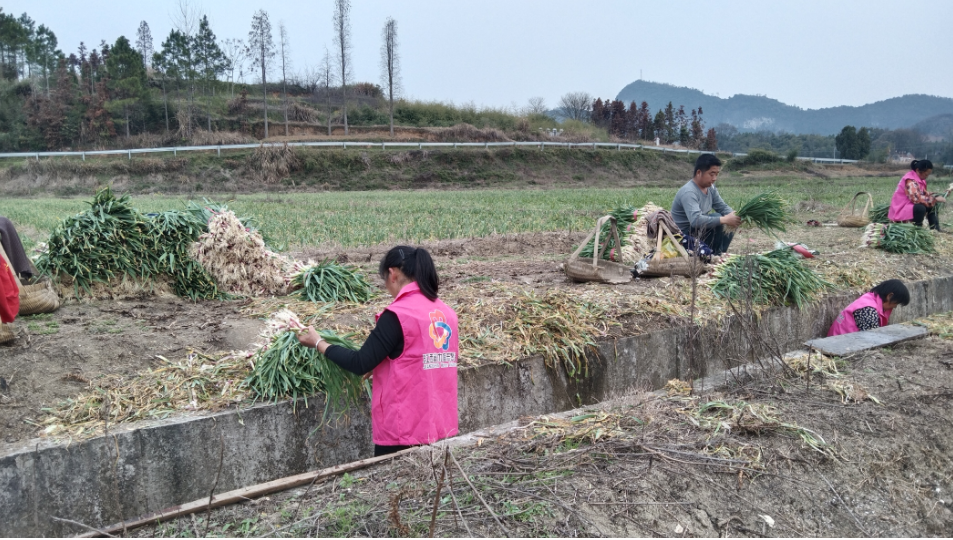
[423,352,457,370]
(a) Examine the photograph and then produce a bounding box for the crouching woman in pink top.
[888,159,945,231]
[828,279,909,337]
[298,246,459,457]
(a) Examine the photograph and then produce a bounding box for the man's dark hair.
[379,245,440,301]
[870,279,910,306]
[694,153,722,175]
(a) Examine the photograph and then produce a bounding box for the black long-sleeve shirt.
[324,310,404,375]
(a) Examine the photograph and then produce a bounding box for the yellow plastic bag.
[660,237,680,259]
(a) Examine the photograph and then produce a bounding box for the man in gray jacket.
[670,154,741,256]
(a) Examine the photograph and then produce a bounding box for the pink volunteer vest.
[827,292,890,337]
[888,171,927,222]
[371,282,459,446]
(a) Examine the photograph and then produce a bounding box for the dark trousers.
[0,217,33,279]
[374,444,413,457]
[912,203,941,231]
[697,224,734,256]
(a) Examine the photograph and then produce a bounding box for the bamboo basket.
[837,192,873,228]
[0,322,12,344]
[18,277,59,316]
[565,215,633,284]
[639,223,706,278]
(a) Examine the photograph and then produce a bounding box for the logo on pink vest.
[428,309,452,350]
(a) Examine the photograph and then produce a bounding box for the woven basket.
[837,192,873,228]
[565,215,633,284]
[639,223,706,278]
[0,323,12,344]
[19,277,59,316]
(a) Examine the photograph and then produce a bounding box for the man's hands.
[937,196,947,203]
[720,212,742,228]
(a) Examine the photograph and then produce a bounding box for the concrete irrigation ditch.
[2,275,952,537]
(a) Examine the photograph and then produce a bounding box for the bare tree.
[171,0,201,136]
[172,0,200,36]
[221,38,247,97]
[320,47,335,136]
[558,91,593,122]
[379,17,401,137]
[248,10,275,139]
[332,0,352,135]
[526,96,547,115]
[278,22,291,136]
[135,21,153,69]
[297,65,321,94]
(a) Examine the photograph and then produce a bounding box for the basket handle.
[596,216,622,264]
[847,191,873,217]
[568,215,616,270]
[659,222,691,258]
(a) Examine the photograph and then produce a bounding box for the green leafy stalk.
[879,223,936,254]
[735,192,788,233]
[869,203,890,223]
[577,204,637,260]
[292,261,376,303]
[245,330,371,419]
[35,187,223,299]
[711,248,832,308]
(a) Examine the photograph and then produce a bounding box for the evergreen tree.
[857,127,871,159]
[664,101,676,143]
[653,110,665,142]
[157,29,194,135]
[591,98,605,127]
[136,21,153,69]
[248,10,275,138]
[106,35,147,138]
[0,9,28,80]
[704,127,718,151]
[194,15,228,131]
[638,101,651,141]
[835,125,858,159]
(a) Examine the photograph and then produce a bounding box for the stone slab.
[804,324,929,356]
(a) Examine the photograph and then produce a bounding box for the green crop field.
[0,176,903,251]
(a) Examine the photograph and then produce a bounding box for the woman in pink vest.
[828,279,909,337]
[298,246,459,457]
[888,160,944,231]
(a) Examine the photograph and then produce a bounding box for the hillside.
[616,80,953,135]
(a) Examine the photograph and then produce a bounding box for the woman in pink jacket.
[828,279,909,337]
[888,159,945,231]
[298,246,459,457]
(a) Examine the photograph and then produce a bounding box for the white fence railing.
[0,141,859,164]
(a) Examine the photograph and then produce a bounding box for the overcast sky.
[6,0,952,111]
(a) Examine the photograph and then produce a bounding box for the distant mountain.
[911,114,953,140]
[615,80,953,136]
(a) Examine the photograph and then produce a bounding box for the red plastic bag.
[0,259,19,323]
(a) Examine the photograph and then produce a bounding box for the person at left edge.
[298,245,459,457]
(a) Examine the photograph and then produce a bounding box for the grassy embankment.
[0,146,703,195]
[0,175,913,252]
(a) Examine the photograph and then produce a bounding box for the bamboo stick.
[78,447,418,538]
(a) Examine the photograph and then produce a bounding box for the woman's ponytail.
[911,159,933,172]
[379,245,440,301]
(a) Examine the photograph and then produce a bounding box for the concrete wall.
[3,275,952,536]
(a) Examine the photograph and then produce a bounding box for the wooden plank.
[805,324,928,357]
[78,447,418,538]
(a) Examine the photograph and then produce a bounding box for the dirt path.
[131,332,953,537]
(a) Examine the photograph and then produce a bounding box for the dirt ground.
[3,223,953,445]
[123,330,953,538]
